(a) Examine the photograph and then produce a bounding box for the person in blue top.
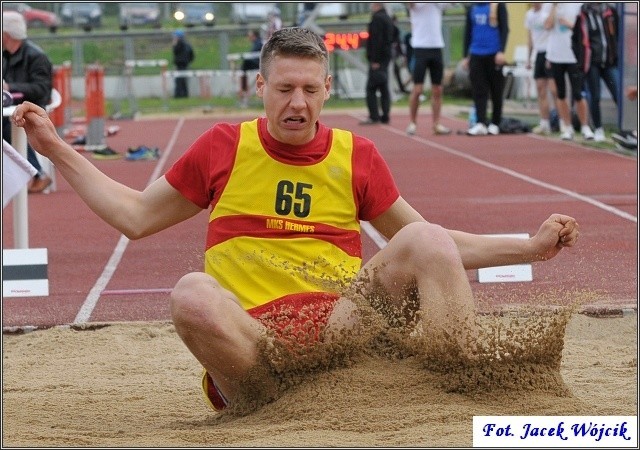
[462,3,509,136]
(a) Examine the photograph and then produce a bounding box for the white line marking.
[361,220,387,248]
[74,118,185,324]
[101,288,173,295]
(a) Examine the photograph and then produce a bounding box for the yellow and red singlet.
[205,119,362,310]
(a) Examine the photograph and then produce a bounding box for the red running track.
[2,111,637,331]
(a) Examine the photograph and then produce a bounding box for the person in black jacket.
[391,14,409,95]
[172,29,194,98]
[572,2,620,142]
[360,3,394,125]
[2,11,53,193]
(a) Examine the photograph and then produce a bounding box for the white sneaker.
[467,123,488,136]
[487,123,500,135]
[433,123,452,135]
[532,124,551,135]
[560,129,574,140]
[581,125,595,140]
[594,127,605,142]
[406,122,417,135]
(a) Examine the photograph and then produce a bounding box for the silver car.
[119,2,161,31]
[60,2,102,31]
[230,2,276,24]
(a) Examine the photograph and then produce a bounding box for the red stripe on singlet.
[206,215,362,257]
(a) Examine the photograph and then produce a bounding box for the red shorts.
[202,292,340,411]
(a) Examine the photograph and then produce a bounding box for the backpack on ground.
[499,117,531,134]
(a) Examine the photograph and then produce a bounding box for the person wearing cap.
[172,29,195,98]
[2,10,54,193]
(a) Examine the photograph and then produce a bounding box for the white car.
[230,3,277,24]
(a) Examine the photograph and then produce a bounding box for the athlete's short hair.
[260,27,329,79]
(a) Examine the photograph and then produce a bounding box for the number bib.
[205,119,362,310]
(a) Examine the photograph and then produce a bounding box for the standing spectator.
[264,7,282,42]
[524,3,558,135]
[391,14,409,95]
[297,2,317,27]
[573,2,620,142]
[404,31,414,78]
[611,86,637,152]
[406,3,456,136]
[296,2,317,27]
[238,29,263,108]
[463,2,509,136]
[360,3,394,125]
[2,10,53,193]
[544,3,594,141]
[172,29,194,99]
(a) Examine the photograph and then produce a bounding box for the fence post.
[85,64,106,150]
[51,64,70,135]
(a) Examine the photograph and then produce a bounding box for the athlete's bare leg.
[328,222,478,353]
[170,272,269,401]
[431,84,444,128]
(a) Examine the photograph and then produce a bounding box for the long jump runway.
[2,111,637,331]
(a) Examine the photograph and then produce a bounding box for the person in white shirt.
[405,2,456,136]
[525,3,558,135]
[544,2,594,141]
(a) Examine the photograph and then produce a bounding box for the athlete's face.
[256,55,331,146]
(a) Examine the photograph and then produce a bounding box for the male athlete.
[12,27,580,412]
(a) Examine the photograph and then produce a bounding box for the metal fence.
[29,16,465,77]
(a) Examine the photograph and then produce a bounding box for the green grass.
[30,9,468,75]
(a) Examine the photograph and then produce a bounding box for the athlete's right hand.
[11,101,63,158]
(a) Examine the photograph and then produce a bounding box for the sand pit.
[2,307,636,447]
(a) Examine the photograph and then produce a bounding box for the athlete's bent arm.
[12,101,202,239]
[370,198,579,270]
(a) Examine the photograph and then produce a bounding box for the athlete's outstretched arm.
[12,101,202,239]
[370,197,579,270]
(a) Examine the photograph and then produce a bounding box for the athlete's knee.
[170,272,229,331]
[394,222,460,269]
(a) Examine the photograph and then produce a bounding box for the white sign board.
[477,234,533,283]
[2,248,49,297]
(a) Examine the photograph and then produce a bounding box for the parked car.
[3,2,59,33]
[318,2,349,19]
[60,2,102,31]
[230,2,276,24]
[173,3,215,27]
[118,2,161,31]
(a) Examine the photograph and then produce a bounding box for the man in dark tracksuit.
[572,2,620,142]
[2,10,53,193]
[172,29,194,98]
[361,3,394,125]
